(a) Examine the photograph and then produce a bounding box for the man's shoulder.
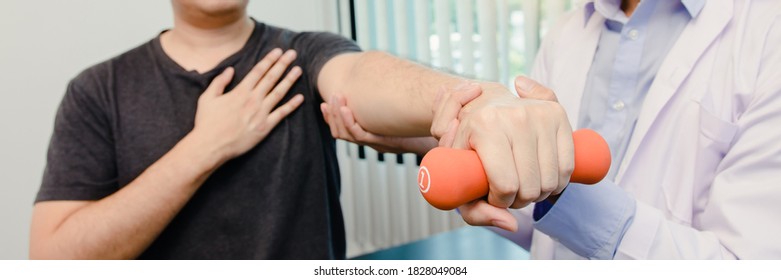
[66,38,157,108]
[71,39,157,89]
[253,20,356,49]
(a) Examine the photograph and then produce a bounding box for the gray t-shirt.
[37,21,360,259]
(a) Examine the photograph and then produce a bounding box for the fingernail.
[515,76,534,92]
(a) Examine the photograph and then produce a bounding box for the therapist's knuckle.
[510,107,530,124]
[510,199,529,209]
[552,101,566,113]
[490,180,518,198]
[474,110,500,127]
[560,160,575,179]
[517,185,541,204]
[430,124,446,139]
[553,184,566,195]
[538,100,564,116]
[540,176,558,194]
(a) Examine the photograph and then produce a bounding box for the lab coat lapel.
[558,8,604,129]
[615,0,734,182]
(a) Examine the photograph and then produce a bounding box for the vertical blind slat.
[434,0,453,68]
[414,0,431,63]
[498,0,511,85]
[456,0,475,76]
[355,0,371,49]
[393,0,410,58]
[374,0,390,51]
[477,0,499,81]
[522,0,540,64]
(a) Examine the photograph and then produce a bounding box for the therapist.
[323,0,781,259]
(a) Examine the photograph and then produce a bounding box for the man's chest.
[105,77,321,186]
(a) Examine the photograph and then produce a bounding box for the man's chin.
[199,1,247,17]
[176,0,248,19]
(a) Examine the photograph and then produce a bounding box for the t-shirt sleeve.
[290,31,361,96]
[36,69,119,202]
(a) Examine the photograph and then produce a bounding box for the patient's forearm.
[318,51,497,137]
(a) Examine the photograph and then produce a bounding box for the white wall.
[0,0,338,260]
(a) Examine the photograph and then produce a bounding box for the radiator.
[336,140,465,258]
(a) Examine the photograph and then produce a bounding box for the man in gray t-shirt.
[30,0,576,259]
[38,20,358,259]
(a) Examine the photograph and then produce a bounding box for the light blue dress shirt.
[532,0,705,259]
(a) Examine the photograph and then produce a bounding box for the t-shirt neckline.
[151,19,264,78]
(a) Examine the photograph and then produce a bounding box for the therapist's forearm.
[318,51,505,137]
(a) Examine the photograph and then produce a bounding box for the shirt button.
[628,29,639,40]
[612,100,626,111]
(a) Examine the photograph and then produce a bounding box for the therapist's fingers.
[322,98,351,141]
[457,128,520,209]
[514,75,573,195]
[529,119,559,204]
[515,75,558,102]
[436,119,460,148]
[509,124,543,208]
[340,106,383,144]
[320,103,330,124]
[430,83,482,140]
[554,118,575,195]
[329,95,352,139]
[321,103,341,138]
[458,200,519,232]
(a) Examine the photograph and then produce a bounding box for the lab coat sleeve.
[616,16,781,259]
[533,182,635,259]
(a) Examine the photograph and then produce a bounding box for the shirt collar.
[681,0,706,18]
[583,0,706,26]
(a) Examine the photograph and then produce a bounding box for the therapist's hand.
[449,81,574,232]
[514,75,567,204]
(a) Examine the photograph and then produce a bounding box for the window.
[345,0,578,87]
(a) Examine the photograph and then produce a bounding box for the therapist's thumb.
[458,200,519,232]
[515,75,558,102]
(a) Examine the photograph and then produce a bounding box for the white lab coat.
[504,0,781,259]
